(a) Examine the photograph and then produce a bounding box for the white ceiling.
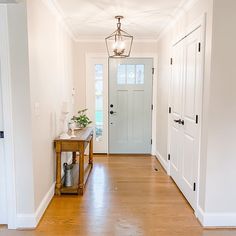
[54,0,188,40]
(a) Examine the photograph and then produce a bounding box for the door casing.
[0,5,17,228]
[86,53,158,155]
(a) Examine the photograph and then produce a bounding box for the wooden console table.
[54,127,93,195]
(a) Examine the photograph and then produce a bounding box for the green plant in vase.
[71,109,92,128]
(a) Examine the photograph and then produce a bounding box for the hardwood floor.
[1,155,236,236]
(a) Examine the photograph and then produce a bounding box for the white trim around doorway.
[0,5,17,229]
[85,53,158,156]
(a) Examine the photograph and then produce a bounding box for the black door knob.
[110,111,114,114]
[110,104,113,108]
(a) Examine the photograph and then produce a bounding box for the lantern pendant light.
[105,16,133,58]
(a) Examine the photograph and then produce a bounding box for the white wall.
[7,1,35,215]
[26,0,76,211]
[204,0,236,215]
[4,0,76,227]
[74,41,158,111]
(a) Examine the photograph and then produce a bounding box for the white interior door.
[109,58,153,154]
[180,28,202,208]
[0,70,7,224]
[170,27,202,209]
[86,57,108,153]
[170,40,184,185]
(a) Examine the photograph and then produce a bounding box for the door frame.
[86,53,157,155]
[167,14,206,211]
[0,5,17,228]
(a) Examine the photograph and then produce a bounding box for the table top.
[54,127,93,142]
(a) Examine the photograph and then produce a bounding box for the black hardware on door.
[174,119,184,125]
[110,111,116,115]
[0,131,4,139]
[174,119,181,124]
[110,104,113,108]
[196,115,199,124]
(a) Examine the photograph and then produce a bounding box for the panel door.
[180,28,202,209]
[170,27,202,210]
[0,71,7,224]
[170,40,184,185]
[109,58,153,154]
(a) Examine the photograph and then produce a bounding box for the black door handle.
[174,119,184,125]
[174,119,181,124]
[110,111,116,115]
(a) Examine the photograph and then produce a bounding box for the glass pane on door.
[95,64,103,140]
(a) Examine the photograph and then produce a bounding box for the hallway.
[1,155,235,236]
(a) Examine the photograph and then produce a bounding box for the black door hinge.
[198,42,201,52]
[0,131,4,139]
[193,182,196,191]
[170,58,173,65]
[152,68,155,75]
[151,104,153,110]
[168,107,172,114]
[168,154,170,161]
[196,115,199,124]
[151,139,152,145]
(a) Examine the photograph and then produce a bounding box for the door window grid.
[95,64,103,140]
[117,64,144,85]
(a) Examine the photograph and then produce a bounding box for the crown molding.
[156,0,200,42]
[41,0,77,41]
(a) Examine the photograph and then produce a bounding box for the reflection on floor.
[0,155,236,236]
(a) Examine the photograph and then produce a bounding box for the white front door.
[109,58,153,154]
[0,71,7,224]
[170,27,203,209]
[86,57,108,153]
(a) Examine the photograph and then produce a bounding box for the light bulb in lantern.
[112,39,125,56]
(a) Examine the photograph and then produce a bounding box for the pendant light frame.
[105,16,133,58]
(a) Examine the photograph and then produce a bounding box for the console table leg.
[72,152,77,164]
[89,136,93,166]
[78,148,84,194]
[55,152,61,195]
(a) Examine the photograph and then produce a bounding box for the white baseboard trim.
[16,182,55,228]
[196,206,236,227]
[155,151,168,173]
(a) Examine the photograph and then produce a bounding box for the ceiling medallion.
[105,16,133,58]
